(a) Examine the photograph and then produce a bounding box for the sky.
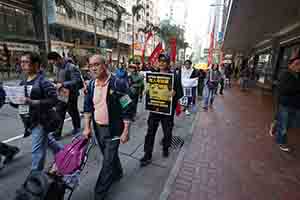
[158,0,214,48]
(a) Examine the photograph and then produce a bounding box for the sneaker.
[140,153,152,167]
[71,128,81,136]
[279,144,291,152]
[162,149,169,158]
[4,147,20,164]
[203,106,208,111]
[185,110,191,116]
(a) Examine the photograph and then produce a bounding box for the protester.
[218,64,225,95]
[272,50,300,152]
[180,60,198,115]
[240,60,250,91]
[128,63,144,119]
[47,52,83,139]
[203,64,221,111]
[10,52,62,171]
[197,69,206,98]
[83,55,133,200]
[224,63,233,88]
[0,83,20,169]
[140,53,183,167]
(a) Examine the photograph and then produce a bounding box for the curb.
[159,109,201,200]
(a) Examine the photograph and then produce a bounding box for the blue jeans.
[203,84,216,108]
[31,126,64,171]
[276,105,300,145]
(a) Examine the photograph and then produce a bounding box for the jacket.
[0,83,5,109]
[55,61,82,96]
[180,67,199,88]
[18,74,58,128]
[84,75,133,137]
[278,70,300,109]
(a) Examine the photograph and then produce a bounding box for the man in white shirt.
[180,60,199,115]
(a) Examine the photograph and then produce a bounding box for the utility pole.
[42,0,50,54]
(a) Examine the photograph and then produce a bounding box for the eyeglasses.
[158,60,167,63]
[20,60,31,64]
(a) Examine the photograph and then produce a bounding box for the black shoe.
[4,147,20,164]
[163,149,169,158]
[52,133,62,140]
[0,156,5,170]
[112,172,123,182]
[140,153,152,167]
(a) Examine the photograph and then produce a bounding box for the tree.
[131,0,145,58]
[102,1,129,66]
[159,19,187,61]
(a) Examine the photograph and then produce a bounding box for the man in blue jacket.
[0,83,20,169]
[47,52,83,139]
[83,54,133,200]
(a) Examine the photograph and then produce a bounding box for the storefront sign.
[145,72,174,116]
[0,42,39,52]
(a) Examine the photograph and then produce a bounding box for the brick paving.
[167,87,300,200]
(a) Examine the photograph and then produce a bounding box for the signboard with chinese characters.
[145,72,174,115]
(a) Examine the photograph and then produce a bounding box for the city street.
[0,81,198,200]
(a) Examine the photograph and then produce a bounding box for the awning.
[224,0,300,53]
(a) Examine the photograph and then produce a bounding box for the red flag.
[208,16,216,65]
[141,32,154,64]
[149,42,163,65]
[170,37,177,63]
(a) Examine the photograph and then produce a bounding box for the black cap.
[158,53,170,64]
[184,60,192,65]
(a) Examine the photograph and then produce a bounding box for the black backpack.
[15,171,65,200]
[65,63,84,91]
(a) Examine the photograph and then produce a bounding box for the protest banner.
[145,72,174,115]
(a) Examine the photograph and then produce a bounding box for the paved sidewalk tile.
[166,87,300,200]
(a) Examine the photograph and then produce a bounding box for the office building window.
[87,15,94,25]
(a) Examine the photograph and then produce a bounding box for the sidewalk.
[161,86,300,200]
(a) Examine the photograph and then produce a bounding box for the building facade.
[47,0,159,66]
[223,0,300,90]
[0,0,43,70]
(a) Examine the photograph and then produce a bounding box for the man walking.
[140,53,183,167]
[47,52,83,139]
[274,50,300,152]
[83,55,132,200]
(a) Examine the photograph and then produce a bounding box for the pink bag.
[54,137,88,175]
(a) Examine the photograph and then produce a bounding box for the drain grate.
[159,136,185,149]
[170,136,184,149]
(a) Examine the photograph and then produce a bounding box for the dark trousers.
[55,94,81,136]
[94,125,123,200]
[219,78,224,94]
[0,142,16,156]
[144,113,174,154]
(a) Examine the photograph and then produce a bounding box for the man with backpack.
[83,54,133,200]
[47,52,84,140]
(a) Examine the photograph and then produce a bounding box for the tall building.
[47,0,159,65]
[47,0,132,65]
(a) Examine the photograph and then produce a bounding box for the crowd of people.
[0,49,241,199]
